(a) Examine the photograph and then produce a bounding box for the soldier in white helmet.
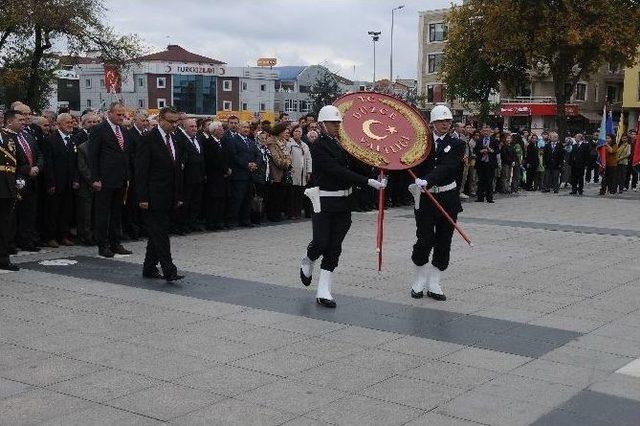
[299,105,386,308]
[408,104,465,301]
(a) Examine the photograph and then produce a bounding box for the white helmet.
[430,104,453,123]
[318,105,342,122]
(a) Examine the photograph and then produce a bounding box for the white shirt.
[58,129,71,146]
[157,127,176,160]
[106,117,120,137]
[180,127,201,153]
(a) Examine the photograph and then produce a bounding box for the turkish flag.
[104,65,121,94]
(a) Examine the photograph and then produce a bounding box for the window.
[172,74,216,115]
[299,85,309,93]
[100,79,105,88]
[515,81,531,97]
[260,84,266,92]
[284,99,298,112]
[564,83,573,99]
[85,79,91,89]
[241,81,248,91]
[157,98,167,108]
[241,102,248,111]
[86,99,92,108]
[156,77,166,89]
[223,80,232,91]
[426,84,445,103]
[575,83,587,101]
[223,100,232,111]
[260,103,266,111]
[138,77,144,88]
[428,23,448,42]
[138,99,145,108]
[359,85,366,91]
[427,53,444,74]
[607,85,618,102]
[299,100,310,113]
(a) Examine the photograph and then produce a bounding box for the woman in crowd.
[286,125,312,219]
[616,134,631,193]
[600,134,618,195]
[252,130,271,224]
[265,123,292,221]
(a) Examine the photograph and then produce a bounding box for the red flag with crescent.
[104,65,121,94]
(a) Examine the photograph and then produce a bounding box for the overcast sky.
[104,0,458,82]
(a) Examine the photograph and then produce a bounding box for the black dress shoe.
[164,273,184,282]
[316,298,336,308]
[0,263,20,271]
[300,268,312,287]
[143,269,163,279]
[427,291,447,301]
[486,200,495,203]
[240,223,254,228]
[411,289,424,299]
[98,247,114,258]
[20,246,41,252]
[111,245,132,255]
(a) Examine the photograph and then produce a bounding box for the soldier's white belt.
[318,188,353,197]
[408,182,457,210]
[0,165,16,173]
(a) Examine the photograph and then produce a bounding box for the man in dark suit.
[569,133,590,195]
[73,112,100,246]
[474,125,499,203]
[223,117,259,228]
[43,113,78,247]
[123,110,148,240]
[136,106,184,282]
[0,110,24,270]
[410,105,465,302]
[88,102,131,258]
[203,121,230,230]
[174,117,206,232]
[13,110,44,252]
[542,131,564,193]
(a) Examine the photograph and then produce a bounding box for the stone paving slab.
[1,187,639,424]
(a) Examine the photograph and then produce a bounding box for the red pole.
[376,169,386,271]
[407,169,473,246]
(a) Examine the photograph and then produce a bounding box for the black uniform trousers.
[142,208,176,276]
[45,189,72,241]
[123,183,142,237]
[16,188,38,248]
[476,162,495,201]
[412,208,458,271]
[570,166,585,194]
[182,182,204,229]
[306,211,352,272]
[227,179,251,226]
[0,199,13,264]
[94,186,124,248]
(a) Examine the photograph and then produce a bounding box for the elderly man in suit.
[223,116,259,228]
[474,125,500,203]
[174,117,206,232]
[542,131,565,193]
[43,113,79,247]
[88,102,132,258]
[203,121,230,230]
[136,106,184,282]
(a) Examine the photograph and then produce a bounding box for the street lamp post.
[368,31,381,89]
[390,5,404,84]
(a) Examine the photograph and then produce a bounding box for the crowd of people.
[0,99,638,272]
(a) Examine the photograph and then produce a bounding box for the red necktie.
[115,126,125,150]
[165,133,174,161]
[18,134,33,167]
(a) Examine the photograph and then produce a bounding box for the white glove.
[16,179,26,190]
[367,178,386,190]
[415,178,428,188]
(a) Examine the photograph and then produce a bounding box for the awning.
[579,112,601,123]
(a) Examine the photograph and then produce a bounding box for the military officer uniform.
[0,129,22,270]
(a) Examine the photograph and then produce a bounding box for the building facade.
[623,60,640,128]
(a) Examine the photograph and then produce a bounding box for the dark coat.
[203,136,228,197]
[71,129,89,147]
[43,131,78,193]
[88,120,129,188]
[127,126,144,177]
[135,127,183,211]
[0,131,21,199]
[76,142,93,198]
[15,130,44,192]
[309,133,369,212]
[474,136,500,167]
[174,128,206,185]
[569,142,591,169]
[415,133,465,216]
[223,130,260,181]
[543,142,564,170]
[524,143,539,169]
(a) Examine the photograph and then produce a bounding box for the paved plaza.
[1,183,640,425]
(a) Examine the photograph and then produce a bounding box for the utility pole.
[368,31,381,89]
[390,5,404,84]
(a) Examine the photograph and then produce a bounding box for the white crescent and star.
[362,119,397,141]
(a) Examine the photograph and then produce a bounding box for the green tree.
[449,0,640,137]
[308,70,342,116]
[441,2,527,123]
[0,0,142,110]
